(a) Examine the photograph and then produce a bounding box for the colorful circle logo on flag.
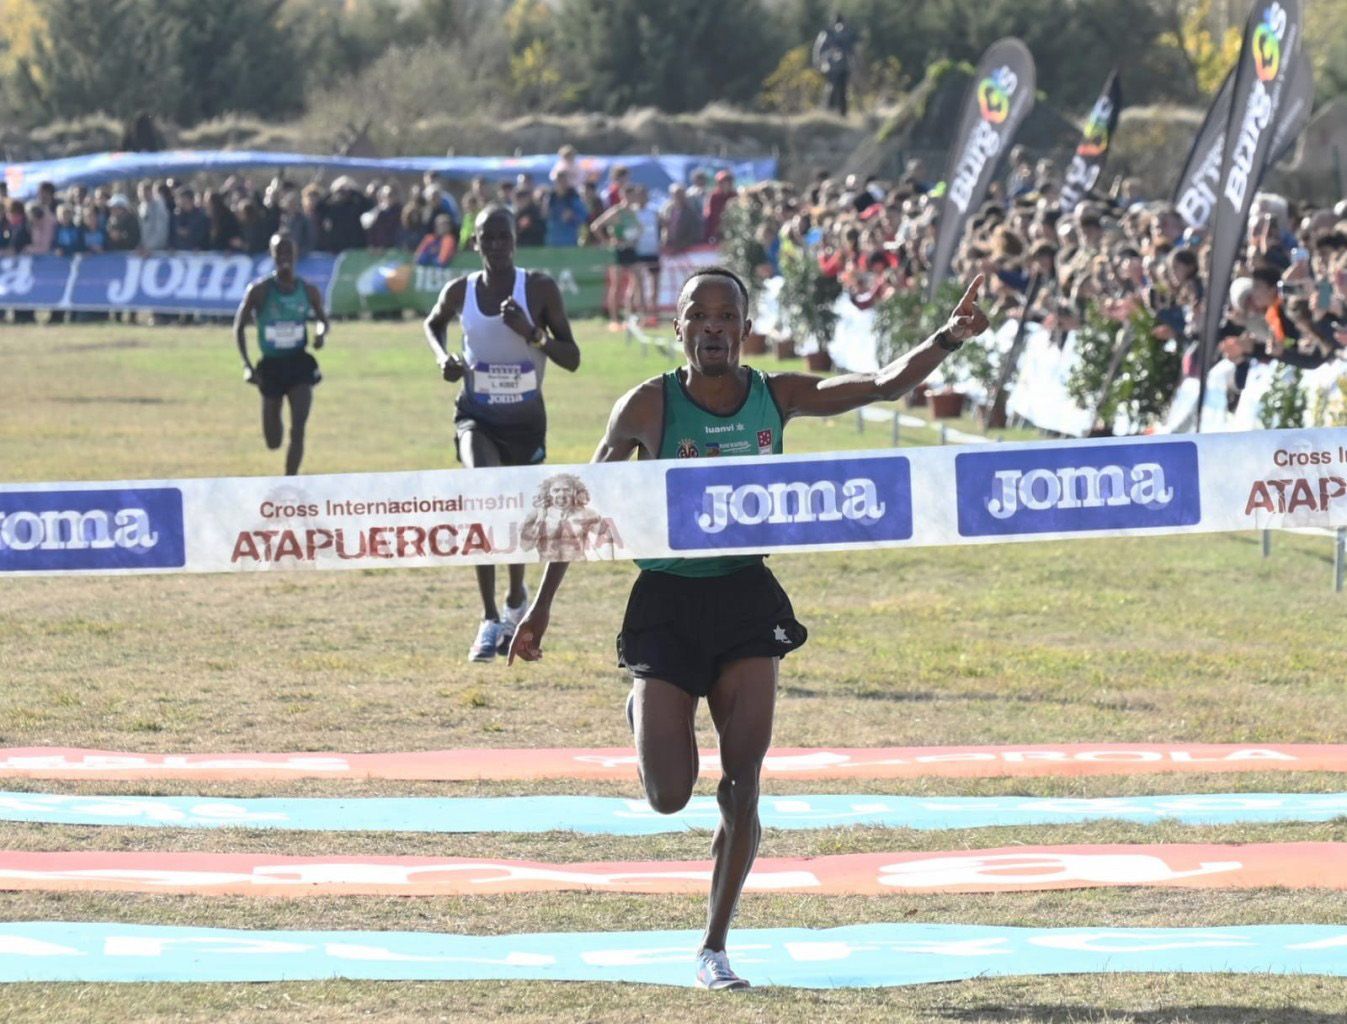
[1252,15,1282,83]
[978,79,1011,124]
[977,66,1018,124]
[1077,116,1110,158]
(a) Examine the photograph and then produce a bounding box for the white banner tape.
[2,428,1345,576]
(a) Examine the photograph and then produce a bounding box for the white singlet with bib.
[458,269,547,428]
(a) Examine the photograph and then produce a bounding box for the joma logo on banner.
[0,488,185,572]
[1224,3,1292,210]
[666,457,912,549]
[955,443,1202,537]
[105,254,261,305]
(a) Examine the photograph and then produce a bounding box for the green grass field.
[1,318,1345,1022]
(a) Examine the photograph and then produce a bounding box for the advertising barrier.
[0,245,722,317]
[3,428,1346,577]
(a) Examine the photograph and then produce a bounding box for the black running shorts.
[256,352,321,398]
[454,415,547,467]
[616,564,808,698]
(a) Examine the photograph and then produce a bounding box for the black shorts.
[615,247,638,267]
[454,415,546,467]
[616,564,808,698]
[256,352,321,398]
[636,253,660,276]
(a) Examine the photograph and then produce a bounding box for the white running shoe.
[695,949,750,990]
[469,619,503,663]
[497,590,529,656]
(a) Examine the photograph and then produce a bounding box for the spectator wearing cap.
[703,170,737,243]
[105,195,141,251]
[138,181,169,251]
[544,170,588,247]
[321,176,371,253]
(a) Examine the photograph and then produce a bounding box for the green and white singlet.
[256,278,312,358]
[636,367,785,578]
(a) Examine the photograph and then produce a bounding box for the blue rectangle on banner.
[956,441,1201,536]
[0,254,73,308]
[666,457,912,550]
[0,488,185,571]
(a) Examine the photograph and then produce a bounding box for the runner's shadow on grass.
[938,1005,1343,1023]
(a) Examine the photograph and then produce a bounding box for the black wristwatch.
[934,327,964,352]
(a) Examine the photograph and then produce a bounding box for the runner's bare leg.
[633,676,699,814]
[284,383,312,476]
[459,427,508,620]
[701,656,776,953]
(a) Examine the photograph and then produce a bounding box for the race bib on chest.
[470,362,539,405]
[265,321,305,350]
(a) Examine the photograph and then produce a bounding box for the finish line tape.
[1,743,1332,782]
[3,791,1346,834]
[3,921,1347,987]
[3,427,1345,576]
[0,843,1341,898]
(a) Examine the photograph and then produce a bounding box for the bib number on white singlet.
[266,322,305,350]
[470,362,539,405]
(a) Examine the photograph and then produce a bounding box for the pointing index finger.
[959,274,985,311]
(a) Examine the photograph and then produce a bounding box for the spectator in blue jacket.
[79,204,107,253]
[53,204,83,255]
[544,170,588,247]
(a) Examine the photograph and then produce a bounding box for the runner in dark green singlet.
[233,234,331,475]
[509,265,990,990]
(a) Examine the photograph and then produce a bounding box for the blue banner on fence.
[63,252,337,314]
[3,791,1345,834]
[3,921,1347,987]
[0,254,73,307]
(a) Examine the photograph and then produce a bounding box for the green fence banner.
[330,248,616,318]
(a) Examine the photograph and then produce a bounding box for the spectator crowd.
[0,145,737,269]
[725,147,1347,417]
[6,136,1346,427]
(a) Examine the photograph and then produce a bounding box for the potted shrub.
[929,387,965,418]
[805,348,832,371]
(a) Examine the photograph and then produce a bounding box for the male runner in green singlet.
[509,266,990,989]
[233,234,331,475]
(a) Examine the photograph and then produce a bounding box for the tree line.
[1,0,1343,134]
